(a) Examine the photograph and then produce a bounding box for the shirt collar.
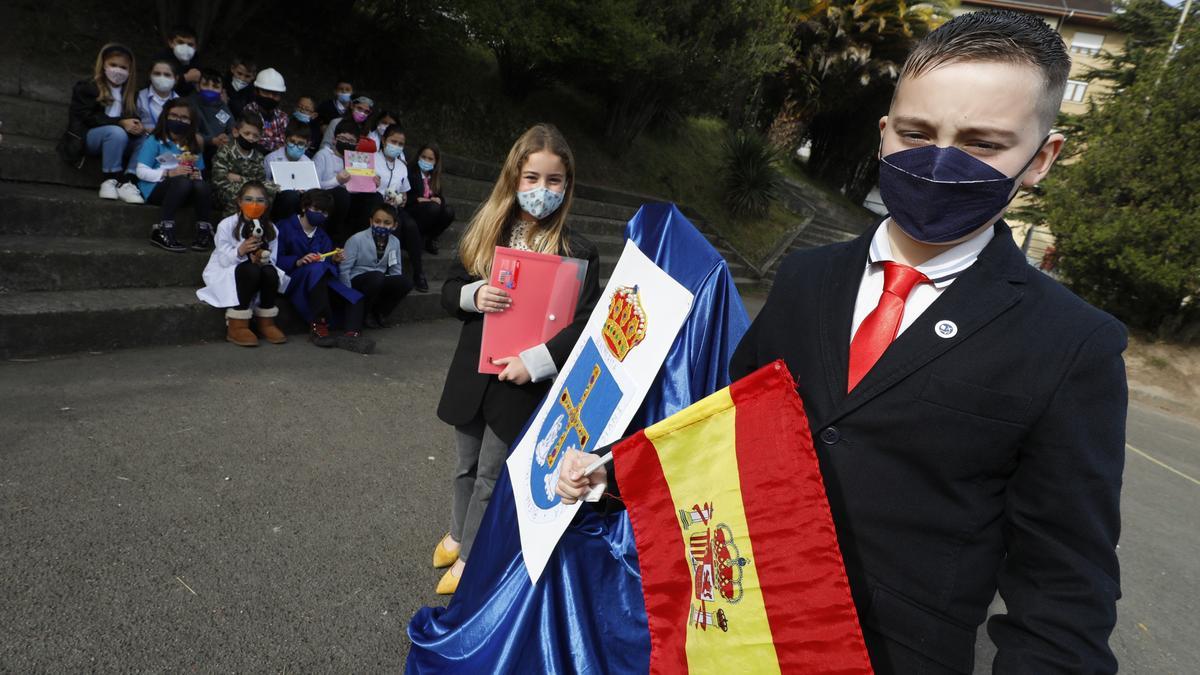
[868,218,995,288]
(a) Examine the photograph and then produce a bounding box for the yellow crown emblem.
[602,285,647,362]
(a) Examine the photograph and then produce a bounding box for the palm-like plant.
[767,0,953,199]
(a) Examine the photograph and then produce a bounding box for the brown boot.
[254,306,288,344]
[225,308,258,347]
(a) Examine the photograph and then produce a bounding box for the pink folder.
[478,246,588,375]
[344,150,376,193]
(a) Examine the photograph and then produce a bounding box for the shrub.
[720,129,782,219]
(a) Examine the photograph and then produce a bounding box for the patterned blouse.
[507,220,544,252]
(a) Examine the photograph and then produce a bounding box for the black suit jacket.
[66,80,137,135]
[437,233,602,445]
[730,221,1126,674]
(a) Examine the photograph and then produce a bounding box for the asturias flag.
[613,360,874,674]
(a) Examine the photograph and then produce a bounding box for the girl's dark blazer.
[437,232,601,445]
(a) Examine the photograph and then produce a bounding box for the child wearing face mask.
[239,68,290,153]
[365,109,400,153]
[406,142,456,255]
[156,25,202,97]
[275,190,371,352]
[264,124,316,220]
[212,113,280,217]
[316,80,353,136]
[292,96,323,156]
[339,204,414,338]
[136,60,179,135]
[431,123,601,595]
[191,69,234,178]
[136,98,214,252]
[320,95,374,151]
[64,42,146,204]
[197,181,289,347]
[314,119,378,247]
[375,124,430,293]
[223,56,257,118]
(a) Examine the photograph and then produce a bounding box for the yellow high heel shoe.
[433,534,460,569]
[436,565,462,595]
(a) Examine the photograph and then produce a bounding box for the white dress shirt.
[850,220,994,342]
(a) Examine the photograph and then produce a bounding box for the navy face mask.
[304,209,327,228]
[878,137,1047,243]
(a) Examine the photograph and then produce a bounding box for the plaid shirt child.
[241,102,291,153]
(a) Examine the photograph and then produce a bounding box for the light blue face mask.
[285,143,306,161]
[517,185,566,220]
[293,111,312,124]
[418,158,435,173]
[336,92,351,104]
[383,144,404,160]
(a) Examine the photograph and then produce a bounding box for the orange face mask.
[241,201,267,220]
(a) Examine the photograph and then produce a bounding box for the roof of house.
[960,0,1115,22]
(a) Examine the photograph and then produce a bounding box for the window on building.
[1063,80,1088,103]
[1070,32,1105,56]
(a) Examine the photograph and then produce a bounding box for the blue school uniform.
[275,215,363,323]
[136,135,206,200]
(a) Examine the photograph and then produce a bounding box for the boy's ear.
[877,116,889,156]
[1021,133,1066,188]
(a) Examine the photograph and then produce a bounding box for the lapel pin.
[934,320,958,339]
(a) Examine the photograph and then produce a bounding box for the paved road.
[1,319,1197,672]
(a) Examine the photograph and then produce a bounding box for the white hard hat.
[253,68,286,93]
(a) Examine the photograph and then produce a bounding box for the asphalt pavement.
[1,318,1197,672]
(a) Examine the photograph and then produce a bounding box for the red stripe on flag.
[613,430,691,675]
[730,361,874,674]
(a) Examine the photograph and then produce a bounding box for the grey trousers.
[449,418,509,562]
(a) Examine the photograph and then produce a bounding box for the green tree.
[1037,1,1199,336]
[451,0,788,153]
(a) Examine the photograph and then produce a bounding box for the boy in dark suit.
[730,10,1126,674]
[560,9,1127,675]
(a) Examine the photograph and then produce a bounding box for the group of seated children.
[64,28,460,340]
[195,184,416,354]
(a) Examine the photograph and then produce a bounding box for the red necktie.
[847,261,930,392]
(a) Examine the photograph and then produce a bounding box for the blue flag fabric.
[405,203,750,673]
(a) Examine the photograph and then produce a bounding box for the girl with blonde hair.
[430,123,601,595]
[61,42,147,203]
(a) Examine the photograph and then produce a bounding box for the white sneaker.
[117,182,145,204]
[98,179,119,200]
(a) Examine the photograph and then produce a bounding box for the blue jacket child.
[274,191,364,346]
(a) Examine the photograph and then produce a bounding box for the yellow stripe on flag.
[646,387,782,675]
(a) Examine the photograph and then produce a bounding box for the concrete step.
[0,181,170,238]
[0,134,103,188]
[0,184,631,263]
[0,235,209,292]
[786,223,859,252]
[0,133,644,226]
[0,286,448,361]
[0,233,621,293]
[0,92,67,142]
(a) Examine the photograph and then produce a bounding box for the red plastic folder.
[478,247,588,375]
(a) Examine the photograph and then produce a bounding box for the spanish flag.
[612,361,874,674]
